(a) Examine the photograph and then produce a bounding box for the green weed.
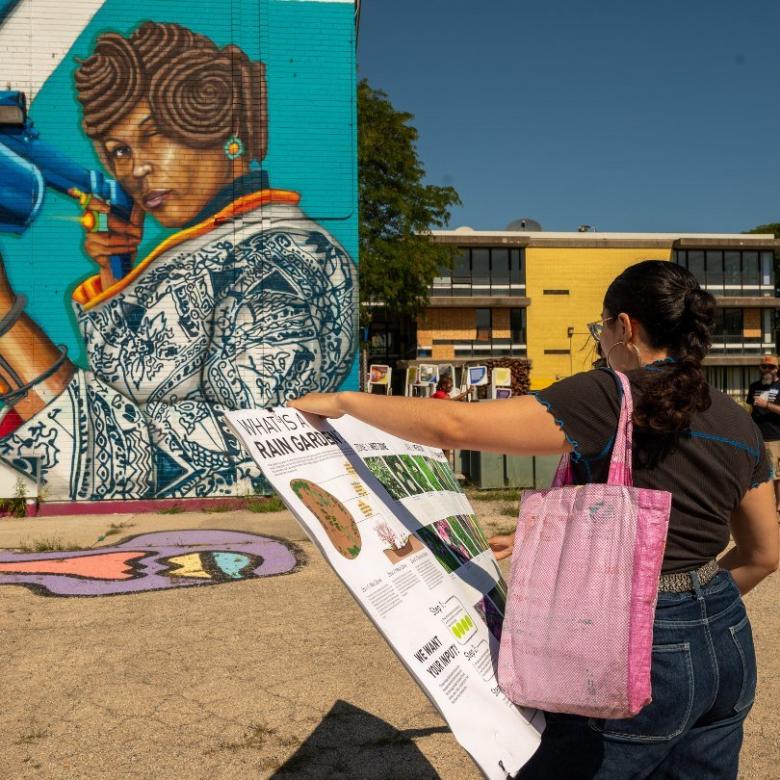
[159,505,184,515]
[246,495,285,513]
[467,488,521,502]
[17,537,82,553]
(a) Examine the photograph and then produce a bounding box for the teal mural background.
[0,0,358,388]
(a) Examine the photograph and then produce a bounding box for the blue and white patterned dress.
[0,194,357,499]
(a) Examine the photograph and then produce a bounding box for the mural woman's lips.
[143,190,171,209]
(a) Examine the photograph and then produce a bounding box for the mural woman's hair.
[75,21,268,161]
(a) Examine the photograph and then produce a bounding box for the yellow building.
[404,228,780,395]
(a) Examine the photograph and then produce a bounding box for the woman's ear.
[617,312,633,342]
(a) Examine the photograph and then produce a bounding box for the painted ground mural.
[0,1,358,501]
[0,530,300,596]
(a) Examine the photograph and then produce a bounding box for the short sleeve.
[751,422,772,487]
[534,369,621,463]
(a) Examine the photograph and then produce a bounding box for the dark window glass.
[453,250,470,281]
[761,252,774,288]
[706,251,724,290]
[436,262,452,281]
[510,249,523,285]
[743,251,760,286]
[675,250,687,268]
[472,249,490,283]
[475,308,492,340]
[510,308,524,343]
[722,309,743,335]
[724,251,741,291]
[688,249,706,284]
[687,251,705,284]
[491,249,510,284]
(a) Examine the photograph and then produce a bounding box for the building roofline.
[430,229,775,240]
[428,230,780,250]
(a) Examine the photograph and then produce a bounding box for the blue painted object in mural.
[0,91,133,278]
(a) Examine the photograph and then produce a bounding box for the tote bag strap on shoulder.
[551,370,634,488]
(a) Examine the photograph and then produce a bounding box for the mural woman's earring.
[224,136,245,160]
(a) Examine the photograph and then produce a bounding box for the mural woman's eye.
[109,145,131,161]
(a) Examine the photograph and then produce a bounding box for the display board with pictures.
[225,407,544,778]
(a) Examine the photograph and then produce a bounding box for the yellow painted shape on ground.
[166,553,211,579]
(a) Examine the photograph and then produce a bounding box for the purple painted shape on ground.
[0,530,300,597]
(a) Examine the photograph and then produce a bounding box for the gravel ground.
[0,498,776,779]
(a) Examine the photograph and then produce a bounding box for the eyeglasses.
[587,317,615,341]
[759,364,777,371]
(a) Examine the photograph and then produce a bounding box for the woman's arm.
[0,257,74,423]
[719,481,780,594]
[288,391,572,457]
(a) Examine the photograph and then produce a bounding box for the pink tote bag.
[498,371,671,719]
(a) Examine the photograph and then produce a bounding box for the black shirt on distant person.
[747,379,780,442]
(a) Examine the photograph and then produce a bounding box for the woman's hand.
[488,533,516,561]
[83,202,145,287]
[288,392,346,419]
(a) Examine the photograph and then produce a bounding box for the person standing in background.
[431,375,472,468]
[747,354,780,513]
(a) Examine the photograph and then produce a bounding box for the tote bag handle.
[551,370,634,488]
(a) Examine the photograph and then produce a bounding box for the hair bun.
[683,286,715,320]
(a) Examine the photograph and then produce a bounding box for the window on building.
[687,251,705,285]
[761,252,774,295]
[675,249,774,296]
[452,250,470,280]
[510,249,523,287]
[427,247,526,296]
[763,309,776,351]
[711,308,743,336]
[491,248,510,292]
[706,251,724,294]
[723,251,741,294]
[475,308,492,340]
[471,249,490,288]
[742,252,760,290]
[510,308,525,344]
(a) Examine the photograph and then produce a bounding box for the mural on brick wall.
[0,2,358,501]
[0,530,301,597]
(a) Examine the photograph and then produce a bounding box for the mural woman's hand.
[288,392,346,419]
[83,202,145,288]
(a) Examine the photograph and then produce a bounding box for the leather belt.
[658,560,720,593]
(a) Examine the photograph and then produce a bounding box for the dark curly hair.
[75,21,267,161]
[603,260,715,435]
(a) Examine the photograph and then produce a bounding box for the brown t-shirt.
[536,367,770,574]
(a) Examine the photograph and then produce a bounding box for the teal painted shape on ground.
[213,552,251,579]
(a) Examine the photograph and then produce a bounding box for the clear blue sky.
[358,0,780,234]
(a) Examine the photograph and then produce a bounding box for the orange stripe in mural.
[0,551,147,580]
[73,189,301,311]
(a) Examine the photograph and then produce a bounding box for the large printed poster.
[226,406,543,779]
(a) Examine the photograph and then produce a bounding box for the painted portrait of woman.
[0,21,357,499]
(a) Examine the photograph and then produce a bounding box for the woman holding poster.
[291,260,779,779]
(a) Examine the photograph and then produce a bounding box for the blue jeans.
[517,570,757,779]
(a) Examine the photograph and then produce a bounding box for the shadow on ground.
[273,700,449,779]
